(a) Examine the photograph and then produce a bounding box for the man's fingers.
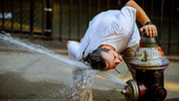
[154,27,157,36]
[145,27,149,36]
[140,25,158,37]
[140,27,144,32]
[151,28,156,37]
[148,26,152,37]
[151,26,157,37]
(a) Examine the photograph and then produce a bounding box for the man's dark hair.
[83,48,109,70]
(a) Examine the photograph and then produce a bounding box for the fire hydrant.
[121,32,169,101]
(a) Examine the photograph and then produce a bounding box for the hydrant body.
[136,70,166,101]
[121,33,169,101]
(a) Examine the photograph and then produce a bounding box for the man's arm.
[66,40,81,60]
[125,0,157,37]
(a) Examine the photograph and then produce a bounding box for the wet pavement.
[0,40,179,101]
[0,50,127,101]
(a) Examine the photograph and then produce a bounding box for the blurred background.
[0,0,179,55]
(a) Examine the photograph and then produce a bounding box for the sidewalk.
[0,39,179,101]
[0,48,179,101]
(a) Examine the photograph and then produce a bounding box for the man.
[67,0,157,100]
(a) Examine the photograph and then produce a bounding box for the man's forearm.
[125,0,157,37]
[125,0,150,25]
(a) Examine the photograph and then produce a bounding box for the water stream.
[0,32,127,100]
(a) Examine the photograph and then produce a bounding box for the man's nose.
[115,58,121,64]
[118,55,123,61]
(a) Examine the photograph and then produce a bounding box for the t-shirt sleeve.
[119,6,137,32]
[68,42,81,61]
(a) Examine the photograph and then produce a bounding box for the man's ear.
[99,45,115,50]
[100,45,109,49]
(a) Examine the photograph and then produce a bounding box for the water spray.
[0,31,127,100]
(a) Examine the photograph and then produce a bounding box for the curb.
[167,56,179,62]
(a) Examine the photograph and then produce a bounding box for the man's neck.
[99,44,115,51]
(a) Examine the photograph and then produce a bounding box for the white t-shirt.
[68,6,140,61]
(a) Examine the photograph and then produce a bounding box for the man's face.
[102,50,122,71]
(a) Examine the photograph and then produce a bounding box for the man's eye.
[114,56,116,59]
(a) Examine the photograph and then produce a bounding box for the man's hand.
[66,41,72,49]
[66,40,79,49]
[140,24,157,37]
